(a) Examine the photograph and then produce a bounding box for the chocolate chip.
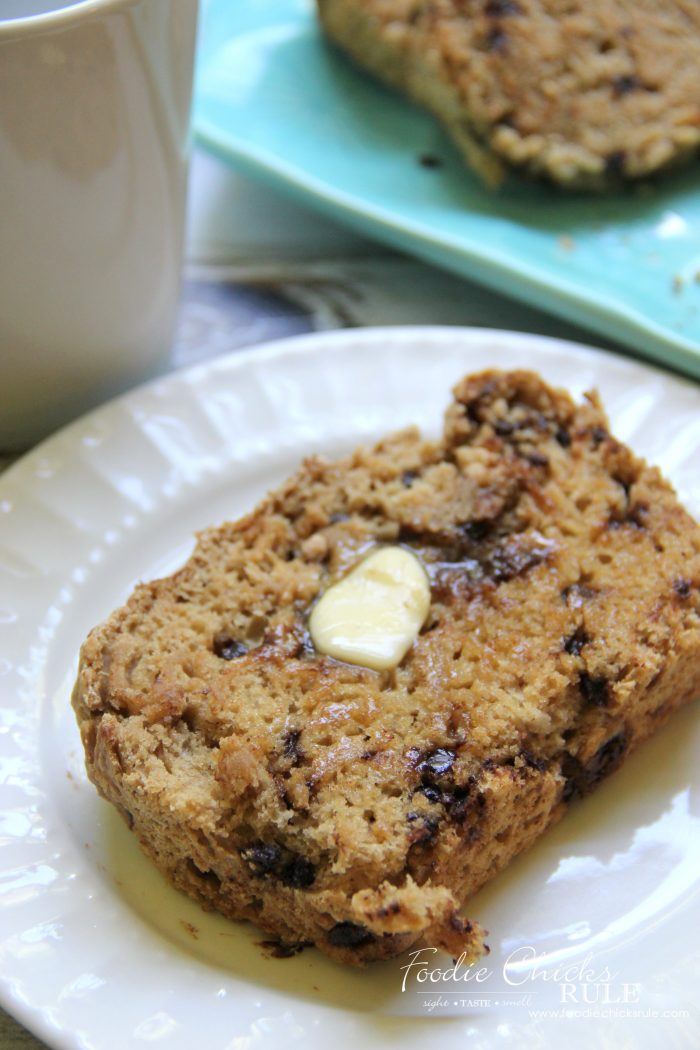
[416,780,475,823]
[464,399,482,424]
[610,501,649,530]
[673,577,692,598]
[242,842,315,888]
[579,671,610,707]
[213,634,248,660]
[555,426,571,448]
[449,784,482,825]
[418,154,443,169]
[485,0,521,13]
[524,451,549,467]
[401,469,419,487]
[605,150,626,177]
[461,520,491,542]
[327,921,376,948]
[241,843,282,877]
[408,813,440,847]
[283,728,304,762]
[561,753,583,802]
[612,74,640,97]
[587,732,627,786]
[519,749,547,772]
[283,730,302,755]
[494,418,516,436]
[419,748,456,779]
[486,27,508,51]
[487,540,549,582]
[449,913,473,935]
[563,627,589,656]
[280,855,316,889]
[562,731,627,801]
[329,512,349,524]
[590,425,609,448]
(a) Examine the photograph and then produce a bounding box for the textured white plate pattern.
[0,327,699,1049]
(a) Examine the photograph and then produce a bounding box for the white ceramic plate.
[1,327,699,1050]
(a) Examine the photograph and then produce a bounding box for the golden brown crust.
[72,369,700,964]
[315,0,700,188]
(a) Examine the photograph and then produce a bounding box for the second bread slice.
[316,0,700,189]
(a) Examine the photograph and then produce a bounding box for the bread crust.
[73,370,700,964]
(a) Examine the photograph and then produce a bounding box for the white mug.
[0,0,199,451]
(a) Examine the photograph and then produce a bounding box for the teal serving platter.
[194,0,700,378]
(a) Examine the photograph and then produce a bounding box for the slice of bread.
[316,0,700,188]
[72,370,700,965]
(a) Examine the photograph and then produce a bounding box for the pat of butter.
[309,546,431,671]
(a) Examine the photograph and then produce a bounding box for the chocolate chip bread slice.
[316,0,700,188]
[72,370,700,965]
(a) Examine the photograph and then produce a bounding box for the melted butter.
[309,546,431,671]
